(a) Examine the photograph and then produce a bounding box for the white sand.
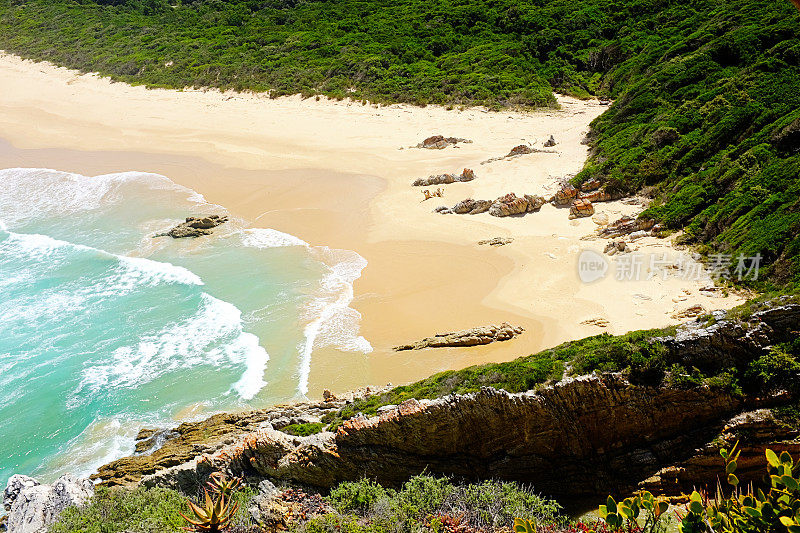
[0,52,745,395]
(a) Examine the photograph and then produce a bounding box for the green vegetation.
[281,422,325,436]
[307,475,565,533]
[594,444,800,533]
[0,0,798,283]
[49,485,254,533]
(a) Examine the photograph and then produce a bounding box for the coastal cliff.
[94,301,800,499]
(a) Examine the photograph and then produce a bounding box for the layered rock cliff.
[95,302,800,499]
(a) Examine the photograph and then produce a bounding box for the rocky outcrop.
[393,323,524,351]
[416,135,472,149]
[140,376,747,498]
[569,199,594,218]
[478,237,513,246]
[604,240,630,255]
[580,178,601,192]
[640,409,800,498]
[579,189,613,203]
[3,475,93,533]
[413,168,476,186]
[452,198,493,215]
[154,215,229,238]
[96,303,800,499]
[489,193,530,217]
[437,194,545,217]
[599,216,656,238]
[551,184,578,206]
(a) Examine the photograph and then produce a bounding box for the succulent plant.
[206,472,242,498]
[513,517,537,533]
[180,488,239,533]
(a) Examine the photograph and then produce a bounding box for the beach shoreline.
[0,51,746,399]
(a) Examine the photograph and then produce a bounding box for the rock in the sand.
[544,135,557,147]
[524,194,546,212]
[579,189,613,203]
[416,135,471,149]
[604,240,630,255]
[154,215,229,239]
[507,144,535,156]
[4,475,94,533]
[478,237,514,246]
[452,198,492,215]
[433,205,453,214]
[394,323,524,351]
[581,178,602,192]
[599,216,656,238]
[413,168,476,186]
[581,317,610,328]
[552,184,579,206]
[592,212,610,226]
[569,199,595,219]
[672,305,705,319]
[489,193,529,217]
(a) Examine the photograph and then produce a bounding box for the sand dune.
[0,52,745,396]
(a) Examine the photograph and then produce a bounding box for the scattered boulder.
[672,305,705,319]
[569,199,595,219]
[604,240,630,255]
[478,237,514,246]
[416,135,471,149]
[524,194,546,212]
[154,215,229,239]
[551,184,579,206]
[489,193,529,217]
[592,213,610,226]
[433,205,453,214]
[508,144,534,156]
[543,135,557,147]
[413,168,476,186]
[322,389,337,402]
[599,216,656,238]
[4,475,93,533]
[393,323,524,351]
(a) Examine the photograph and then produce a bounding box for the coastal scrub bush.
[49,485,256,533]
[281,422,325,437]
[302,476,564,533]
[744,347,800,395]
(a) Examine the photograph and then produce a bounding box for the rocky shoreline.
[85,302,800,499]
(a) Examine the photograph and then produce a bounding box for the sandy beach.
[0,52,746,397]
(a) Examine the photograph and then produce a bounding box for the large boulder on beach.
[489,193,529,217]
[599,216,656,238]
[394,323,524,351]
[4,474,94,533]
[552,184,579,206]
[579,189,613,203]
[569,199,595,219]
[507,144,534,156]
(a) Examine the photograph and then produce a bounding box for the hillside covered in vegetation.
[0,0,799,285]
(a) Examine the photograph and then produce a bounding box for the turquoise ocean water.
[0,168,371,484]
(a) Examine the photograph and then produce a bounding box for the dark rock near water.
[154,215,229,238]
[393,323,524,351]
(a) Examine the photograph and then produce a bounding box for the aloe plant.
[180,489,239,533]
[206,472,242,498]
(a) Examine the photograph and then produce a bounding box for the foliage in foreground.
[594,443,800,533]
[49,485,255,533]
[304,475,565,533]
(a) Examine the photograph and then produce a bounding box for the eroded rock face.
[413,168,476,186]
[599,216,656,238]
[489,193,530,217]
[154,215,229,238]
[4,475,93,533]
[393,323,524,351]
[98,304,800,499]
[552,184,579,206]
[569,199,594,218]
[417,135,472,149]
